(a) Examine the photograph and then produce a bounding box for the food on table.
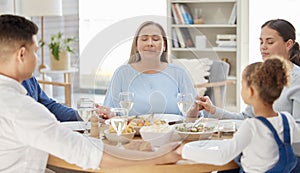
[128,116,167,127]
[109,124,134,134]
[175,123,215,132]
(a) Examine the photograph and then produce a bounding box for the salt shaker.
[90,114,99,138]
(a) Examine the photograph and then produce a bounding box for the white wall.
[79,0,166,89]
[249,0,300,63]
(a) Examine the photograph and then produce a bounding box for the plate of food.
[127,115,168,135]
[105,114,183,135]
[60,121,91,132]
[173,118,219,141]
[104,124,136,144]
[138,114,184,125]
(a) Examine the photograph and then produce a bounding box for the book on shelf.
[180,28,194,47]
[172,28,180,48]
[216,34,237,47]
[171,3,180,24]
[228,2,237,24]
[174,3,185,24]
[179,4,193,24]
[175,27,186,48]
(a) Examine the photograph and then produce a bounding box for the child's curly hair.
[243,56,291,105]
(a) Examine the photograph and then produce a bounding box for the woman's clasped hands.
[95,104,111,120]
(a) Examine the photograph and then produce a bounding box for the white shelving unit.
[167,0,249,112]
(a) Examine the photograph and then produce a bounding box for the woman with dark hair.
[198,18,300,121]
[197,19,300,172]
[102,21,196,116]
[261,19,300,66]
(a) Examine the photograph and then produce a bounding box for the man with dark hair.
[0,14,180,172]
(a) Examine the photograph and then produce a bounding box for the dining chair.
[37,80,71,107]
[173,58,235,108]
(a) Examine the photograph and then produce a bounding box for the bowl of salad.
[173,118,218,141]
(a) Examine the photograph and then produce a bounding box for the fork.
[192,116,204,128]
[150,112,154,125]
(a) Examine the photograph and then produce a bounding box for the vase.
[50,51,71,70]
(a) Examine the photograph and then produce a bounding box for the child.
[179,56,300,172]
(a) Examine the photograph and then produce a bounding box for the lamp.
[17,0,62,72]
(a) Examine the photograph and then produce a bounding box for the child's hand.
[195,96,216,114]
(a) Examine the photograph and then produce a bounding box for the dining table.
[48,119,240,173]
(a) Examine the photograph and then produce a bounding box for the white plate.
[138,114,184,124]
[60,121,91,131]
[104,141,181,160]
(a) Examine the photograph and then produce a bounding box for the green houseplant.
[42,32,76,70]
[48,32,76,61]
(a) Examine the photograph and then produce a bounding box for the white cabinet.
[167,0,249,112]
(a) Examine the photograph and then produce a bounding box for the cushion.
[172,58,213,95]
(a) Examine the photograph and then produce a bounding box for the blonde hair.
[128,21,168,64]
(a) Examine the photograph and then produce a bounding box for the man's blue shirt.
[22,77,80,122]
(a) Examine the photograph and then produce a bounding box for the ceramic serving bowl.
[104,129,136,144]
[140,124,173,147]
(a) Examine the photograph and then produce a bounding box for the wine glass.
[77,98,95,135]
[119,92,134,115]
[177,93,194,123]
[110,108,128,148]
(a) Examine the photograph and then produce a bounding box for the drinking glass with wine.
[110,108,128,148]
[119,92,134,116]
[177,93,194,123]
[77,98,95,135]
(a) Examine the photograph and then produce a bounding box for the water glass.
[110,108,128,148]
[119,92,134,115]
[177,93,194,123]
[77,98,95,135]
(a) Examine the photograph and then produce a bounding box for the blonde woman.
[102,21,197,116]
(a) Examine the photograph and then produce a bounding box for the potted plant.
[43,32,76,70]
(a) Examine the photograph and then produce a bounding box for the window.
[79,0,166,90]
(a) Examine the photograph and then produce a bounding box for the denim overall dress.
[235,113,297,173]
